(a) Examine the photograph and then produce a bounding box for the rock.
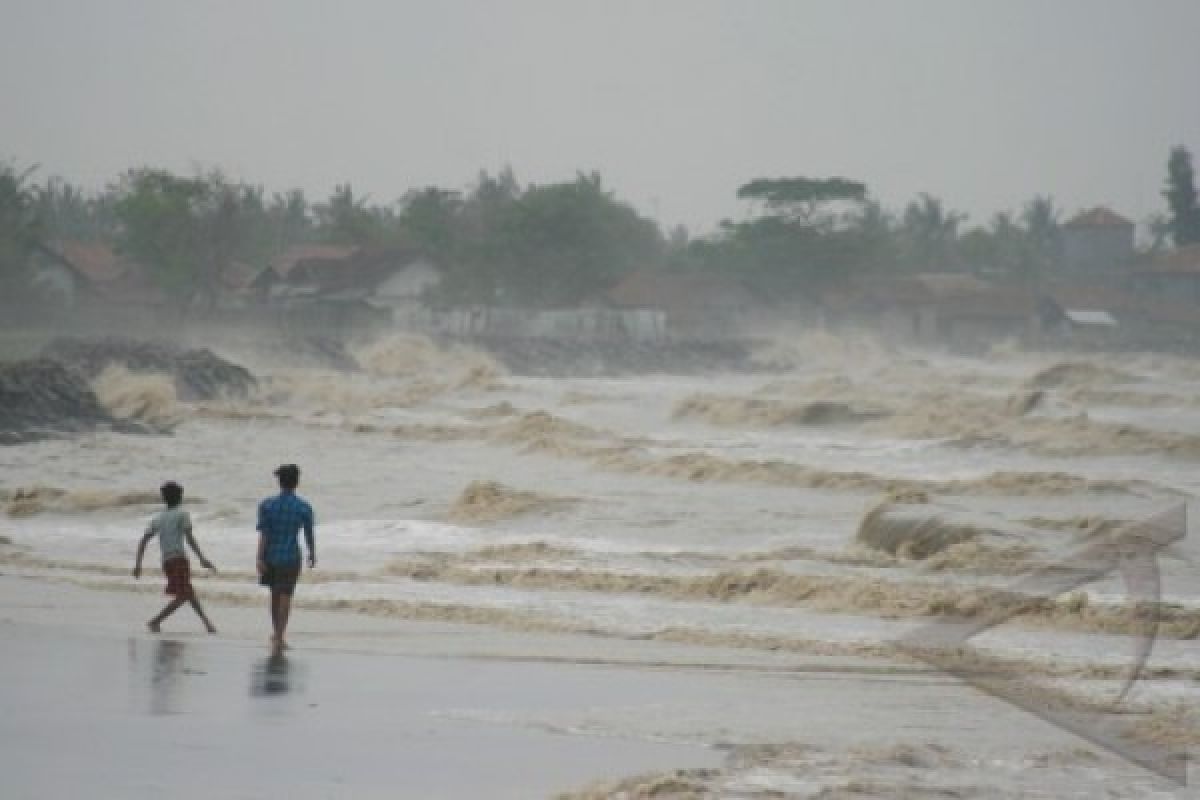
[43,337,257,401]
[0,358,144,444]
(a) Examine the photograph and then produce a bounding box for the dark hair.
[274,464,300,490]
[160,481,184,508]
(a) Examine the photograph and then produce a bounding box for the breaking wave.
[673,393,885,427]
[2,486,174,517]
[1026,361,1139,389]
[90,365,181,429]
[352,333,505,388]
[446,480,577,524]
[377,557,1200,638]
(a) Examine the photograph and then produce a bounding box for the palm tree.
[0,163,43,298]
[901,193,966,271]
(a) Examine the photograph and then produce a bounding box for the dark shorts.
[163,556,194,599]
[259,563,301,595]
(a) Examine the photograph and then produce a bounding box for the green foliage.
[313,184,392,245]
[397,187,463,261]
[897,193,966,271]
[0,163,44,300]
[1164,146,1200,247]
[736,176,867,226]
[419,170,662,307]
[681,175,878,297]
[114,168,276,307]
[34,177,117,242]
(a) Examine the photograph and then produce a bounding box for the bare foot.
[147,621,160,633]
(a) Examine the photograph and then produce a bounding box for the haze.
[3,0,1198,233]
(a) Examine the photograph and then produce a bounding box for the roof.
[219,261,274,291]
[1064,207,1134,229]
[277,246,429,296]
[1136,243,1200,275]
[270,244,361,277]
[1045,282,1140,314]
[49,241,126,282]
[606,270,757,314]
[1064,309,1118,327]
[44,240,167,305]
[844,273,1059,321]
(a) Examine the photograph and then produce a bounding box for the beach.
[2,331,1198,797]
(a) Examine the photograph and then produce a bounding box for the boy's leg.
[188,597,217,633]
[149,597,186,632]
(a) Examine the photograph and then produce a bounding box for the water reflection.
[251,651,303,702]
[127,638,190,715]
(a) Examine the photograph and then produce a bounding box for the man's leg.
[189,597,217,633]
[269,590,282,644]
[276,592,293,648]
[149,597,186,632]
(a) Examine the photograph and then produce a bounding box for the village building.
[602,269,757,341]
[1060,207,1135,274]
[266,244,442,328]
[1130,243,1200,302]
[831,273,1063,349]
[34,241,166,310]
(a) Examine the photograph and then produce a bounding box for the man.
[256,464,315,650]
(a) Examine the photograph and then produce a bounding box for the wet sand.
[1,574,1191,798]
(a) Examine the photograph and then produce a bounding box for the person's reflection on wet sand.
[251,650,292,698]
[149,639,186,715]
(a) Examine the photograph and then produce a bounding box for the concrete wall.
[393,306,668,343]
[1062,226,1134,272]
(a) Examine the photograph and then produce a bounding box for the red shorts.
[163,556,194,599]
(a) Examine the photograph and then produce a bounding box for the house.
[267,244,441,328]
[1131,243,1200,302]
[603,270,758,340]
[216,260,278,308]
[368,257,442,314]
[36,241,165,308]
[1060,207,1135,273]
[837,273,1062,348]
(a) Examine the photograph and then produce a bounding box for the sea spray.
[91,365,181,429]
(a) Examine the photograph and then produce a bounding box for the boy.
[256,464,315,650]
[133,481,218,633]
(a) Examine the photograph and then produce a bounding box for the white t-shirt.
[146,508,192,563]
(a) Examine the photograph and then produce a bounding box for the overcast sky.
[3,0,1198,235]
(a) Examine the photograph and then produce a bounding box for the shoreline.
[2,572,1191,798]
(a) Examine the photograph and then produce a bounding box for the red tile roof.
[270,244,361,277]
[48,240,167,305]
[606,270,756,313]
[1064,207,1133,228]
[51,241,126,282]
[1137,243,1200,274]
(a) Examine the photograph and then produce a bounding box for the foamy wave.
[2,486,171,517]
[673,393,885,427]
[352,333,505,386]
[376,557,1200,638]
[446,480,577,524]
[748,329,891,371]
[90,365,180,429]
[1027,361,1139,389]
[855,497,1036,572]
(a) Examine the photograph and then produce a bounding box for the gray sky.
[3,0,1198,235]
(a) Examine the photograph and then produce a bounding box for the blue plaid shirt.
[257,491,315,566]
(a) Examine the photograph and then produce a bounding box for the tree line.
[2,146,1198,312]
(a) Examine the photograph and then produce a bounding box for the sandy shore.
[2,572,1192,798]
